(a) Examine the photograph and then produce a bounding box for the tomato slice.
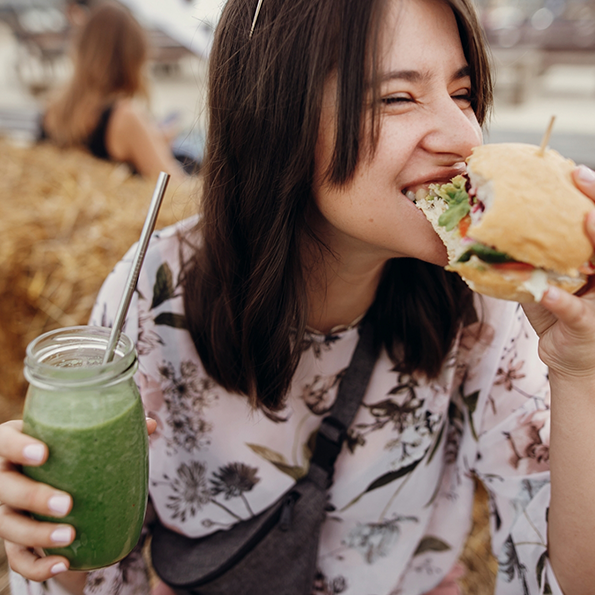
[458,214,471,238]
[491,262,535,272]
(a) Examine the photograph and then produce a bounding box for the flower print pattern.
[85,546,149,595]
[210,462,260,499]
[495,357,526,391]
[299,332,342,358]
[160,461,212,522]
[155,461,262,525]
[349,371,439,464]
[312,570,348,594]
[158,360,217,453]
[210,462,260,515]
[302,370,345,415]
[499,535,529,592]
[343,516,418,564]
[136,311,164,356]
[503,411,550,475]
[444,399,464,465]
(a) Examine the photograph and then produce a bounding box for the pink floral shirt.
[12,219,562,595]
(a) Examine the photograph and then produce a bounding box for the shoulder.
[140,216,201,280]
[108,98,149,133]
[90,216,200,328]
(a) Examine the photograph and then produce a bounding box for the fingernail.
[48,495,70,516]
[51,562,68,575]
[23,444,44,463]
[50,526,73,545]
[544,286,560,303]
[577,165,595,183]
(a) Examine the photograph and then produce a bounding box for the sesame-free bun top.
[466,143,594,277]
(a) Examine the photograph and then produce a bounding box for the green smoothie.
[23,382,149,570]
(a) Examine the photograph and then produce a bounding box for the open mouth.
[402,187,430,203]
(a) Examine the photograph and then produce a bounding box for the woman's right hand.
[0,420,74,581]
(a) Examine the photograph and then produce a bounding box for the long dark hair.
[45,1,148,147]
[183,0,493,411]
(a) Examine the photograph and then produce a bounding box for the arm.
[521,165,595,594]
[105,99,189,184]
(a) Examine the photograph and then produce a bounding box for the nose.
[420,95,483,161]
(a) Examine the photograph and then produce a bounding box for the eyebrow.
[378,65,471,85]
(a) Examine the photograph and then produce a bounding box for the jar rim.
[25,326,137,389]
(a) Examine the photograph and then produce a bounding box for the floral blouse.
[12,218,563,595]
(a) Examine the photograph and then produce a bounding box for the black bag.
[151,321,378,595]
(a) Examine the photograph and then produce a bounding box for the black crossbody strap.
[307,320,377,488]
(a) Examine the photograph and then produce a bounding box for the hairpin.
[249,0,264,38]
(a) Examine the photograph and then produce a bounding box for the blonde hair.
[45,1,148,147]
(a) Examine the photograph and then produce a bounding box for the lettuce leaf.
[430,175,471,232]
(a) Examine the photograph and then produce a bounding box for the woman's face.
[312,0,483,268]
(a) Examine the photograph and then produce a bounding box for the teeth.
[404,188,430,202]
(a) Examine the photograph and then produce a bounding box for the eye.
[381,93,415,105]
[452,91,472,108]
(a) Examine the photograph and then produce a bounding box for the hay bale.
[460,479,498,594]
[0,138,198,418]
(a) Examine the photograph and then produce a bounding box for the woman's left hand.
[522,165,595,381]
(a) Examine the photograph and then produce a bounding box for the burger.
[414,143,595,302]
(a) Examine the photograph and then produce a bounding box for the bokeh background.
[0,0,594,593]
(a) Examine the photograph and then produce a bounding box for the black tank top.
[85,105,113,160]
[38,105,113,161]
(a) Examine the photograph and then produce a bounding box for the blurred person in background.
[64,0,101,28]
[40,1,190,183]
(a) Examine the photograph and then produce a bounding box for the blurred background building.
[476,0,595,165]
[0,0,593,165]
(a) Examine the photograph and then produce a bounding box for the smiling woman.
[3,0,595,594]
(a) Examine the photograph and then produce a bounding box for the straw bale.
[460,479,498,593]
[0,137,199,419]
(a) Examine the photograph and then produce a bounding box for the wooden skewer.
[538,115,556,156]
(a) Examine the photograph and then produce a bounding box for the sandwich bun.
[416,142,595,302]
[448,260,586,303]
[467,143,593,277]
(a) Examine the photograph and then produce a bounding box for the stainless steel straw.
[102,172,170,364]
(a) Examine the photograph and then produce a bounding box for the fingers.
[0,421,75,583]
[0,420,47,467]
[146,417,157,436]
[540,286,590,330]
[573,165,595,200]
[0,505,74,549]
[4,540,69,581]
[0,469,72,518]
[586,210,595,246]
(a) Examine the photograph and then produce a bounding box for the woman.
[41,1,188,182]
[3,0,595,593]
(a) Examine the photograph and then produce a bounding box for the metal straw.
[102,172,170,364]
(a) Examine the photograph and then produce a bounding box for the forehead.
[377,0,466,72]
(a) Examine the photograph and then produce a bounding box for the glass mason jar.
[22,326,149,571]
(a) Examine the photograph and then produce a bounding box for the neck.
[305,252,386,335]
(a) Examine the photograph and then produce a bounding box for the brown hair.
[183,0,492,411]
[44,1,148,146]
